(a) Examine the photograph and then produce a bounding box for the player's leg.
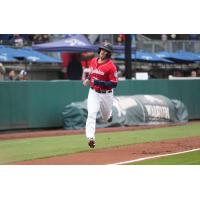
[86,89,100,140]
[100,92,113,122]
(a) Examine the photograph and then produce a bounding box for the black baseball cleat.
[107,116,113,123]
[88,139,95,148]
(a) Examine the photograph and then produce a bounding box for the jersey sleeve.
[109,64,118,84]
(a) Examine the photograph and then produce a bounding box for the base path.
[14,136,200,165]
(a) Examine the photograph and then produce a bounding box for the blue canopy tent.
[114,51,173,63]
[135,51,173,63]
[0,45,61,63]
[193,52,200,64]
[156,51,200,63]
[0,45,17,62]
[32,34,98,53]
[14,47,61,63]
[195,52,200,59]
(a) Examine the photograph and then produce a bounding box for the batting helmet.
[98,42,113,53]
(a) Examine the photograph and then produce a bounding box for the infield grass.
[127,150,200,165]
[0,123,200,164]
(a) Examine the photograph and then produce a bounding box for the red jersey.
[89,57,118,91]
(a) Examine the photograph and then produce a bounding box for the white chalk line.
[109,148,200,165]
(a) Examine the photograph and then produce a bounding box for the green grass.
[0,123,200,164]
[128,150,200,165]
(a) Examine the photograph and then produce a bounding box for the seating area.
[0,34,200,80]
[0,34,51,46]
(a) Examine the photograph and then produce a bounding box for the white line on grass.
[109,148,200,165]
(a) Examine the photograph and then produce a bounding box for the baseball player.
[83,42,118,148]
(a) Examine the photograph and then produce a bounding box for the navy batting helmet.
[98,42,113,53]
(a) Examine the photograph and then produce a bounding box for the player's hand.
[83,79,90,87]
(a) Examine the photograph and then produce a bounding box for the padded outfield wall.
[0,80,200,131]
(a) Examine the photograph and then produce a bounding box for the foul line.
[109,148,200,165]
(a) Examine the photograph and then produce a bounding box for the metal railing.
[98,34,200,53]
[2,36,200,53]
[134,40,200,53]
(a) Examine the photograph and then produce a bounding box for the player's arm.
[93,79,117,88]
[83,67,93,87]
[94,65,118,88]
[83,72,91,87]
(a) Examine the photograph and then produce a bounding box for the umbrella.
[156,51,200,63]
[114,51,173,63]
[0,45,18,62]
[135,51,173,63]
[0,45,61,63]
[14,47,61,63]
[32,34,98,53]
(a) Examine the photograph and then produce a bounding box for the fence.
[99,34,200,53]
[136,40,200,53]
[0,79,200,131]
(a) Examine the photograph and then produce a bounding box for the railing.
[135,40,200,53]
[98,34,200,53]
[0,40,33,47]
[2,36,200,53]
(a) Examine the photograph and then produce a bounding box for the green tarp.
[62,95,188,130]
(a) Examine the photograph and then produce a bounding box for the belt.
[91,87,112,94]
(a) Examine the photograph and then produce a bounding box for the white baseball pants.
[86,88,113,140]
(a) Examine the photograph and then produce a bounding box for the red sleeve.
[109,64,118,83]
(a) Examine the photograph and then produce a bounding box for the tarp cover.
[62,95,188,130]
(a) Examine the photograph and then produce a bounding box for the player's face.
[99,49,109,60]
